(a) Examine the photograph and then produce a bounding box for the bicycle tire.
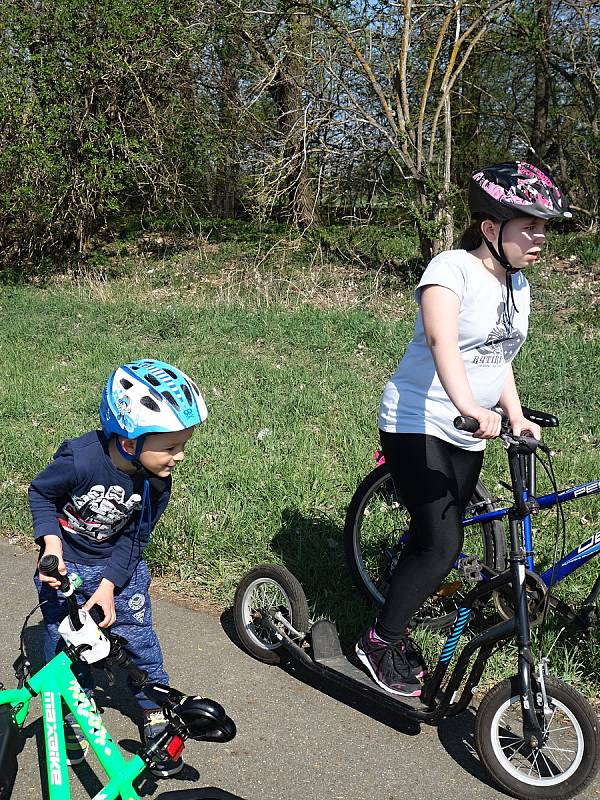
[233,564,309,665]
[475,676,600,799]
[343,464,505,629]
[0,782,14,800]
[0,704,18,800]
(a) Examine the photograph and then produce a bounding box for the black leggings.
[375,431,484,642]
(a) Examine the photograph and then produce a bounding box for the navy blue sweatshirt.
[28,431,171,588]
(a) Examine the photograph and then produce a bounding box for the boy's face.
[137,428,195,477]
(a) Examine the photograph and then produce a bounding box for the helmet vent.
[189,380,200,396]
[140,395,160,412]
[145,374,161,387]
[120,378,133,390]
[164,369,178,379]
[182,384,193,404]
[162,391,180,410]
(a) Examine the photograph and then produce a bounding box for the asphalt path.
[2,541,599,800]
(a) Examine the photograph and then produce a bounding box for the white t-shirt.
[379,250,531,450]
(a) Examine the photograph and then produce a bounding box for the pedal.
[575,605,598,630]
[457,555,483,582]
[311,620,344,661]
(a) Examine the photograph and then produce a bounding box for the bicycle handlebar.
[37,558,148,669]
[104,633,148,686]
[38,554,70,593]
[38,554,83,631]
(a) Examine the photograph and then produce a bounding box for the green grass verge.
[0,229,598,696]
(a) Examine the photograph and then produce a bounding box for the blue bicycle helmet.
[99,359,207,459]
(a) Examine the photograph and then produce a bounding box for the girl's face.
[489,216,549,270]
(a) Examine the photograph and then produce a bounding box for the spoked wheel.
[343,464,505,629]
[475,676,600,799]
[233,564,310,665]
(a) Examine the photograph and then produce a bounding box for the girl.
[356,162,571,696]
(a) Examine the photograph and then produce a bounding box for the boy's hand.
[39,535,67,588]
[83,579,116,628]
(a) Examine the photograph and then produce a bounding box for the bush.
[0,0,216,277]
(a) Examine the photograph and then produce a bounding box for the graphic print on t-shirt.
[59,485,142,540]
[473,301,525,365]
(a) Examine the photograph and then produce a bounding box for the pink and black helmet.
[469,162,571,222]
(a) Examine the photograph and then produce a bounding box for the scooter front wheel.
[233,565,310,665]
[475,676,600,799]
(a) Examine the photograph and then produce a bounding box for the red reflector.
[166,735,185,759]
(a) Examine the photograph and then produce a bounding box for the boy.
[29,358,207,776]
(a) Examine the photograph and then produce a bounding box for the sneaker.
[143,708,184,778]
[403,627,428,680]
[64,713,89,766]
[355,628,422,697]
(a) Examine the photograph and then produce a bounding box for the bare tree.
[301,0,511,258]
[221,1,320,226]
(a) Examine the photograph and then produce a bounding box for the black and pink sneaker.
[403,627,428,680]
[355,627,422,697]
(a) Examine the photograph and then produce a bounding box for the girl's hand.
[38,536,67,588]
[509,414,541,441]
[83,579,116,628]
[467,407,503,439]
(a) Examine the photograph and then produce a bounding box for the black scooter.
[232,416,600,800]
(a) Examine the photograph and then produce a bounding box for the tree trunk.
[530,0,552,162]
[452,50,482,188]
[269,13,317,227]
[214,38,242,218]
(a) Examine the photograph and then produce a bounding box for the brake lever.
[501,431,547,454]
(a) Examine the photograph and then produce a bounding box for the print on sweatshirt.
[59,484,142,540]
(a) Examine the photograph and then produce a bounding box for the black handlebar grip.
[39,554,71,593]
[39,554,83,631]
[127,663,148,687]
[454,415,480,433]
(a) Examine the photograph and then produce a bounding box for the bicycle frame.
[0,651,147,800]
[465,476,600,593]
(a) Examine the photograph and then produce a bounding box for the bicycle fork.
[508,511,546,747]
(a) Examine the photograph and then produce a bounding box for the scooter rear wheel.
[475,676,600,799]
[233,565,309,665]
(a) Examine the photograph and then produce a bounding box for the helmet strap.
[481,220,515,273]
[481,220,519,318]
[114,435,169,483]
[115,435,146,464]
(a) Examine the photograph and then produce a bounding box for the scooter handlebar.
[453,415,480,433]
[454,414,546,454]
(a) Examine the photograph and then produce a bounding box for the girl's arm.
[421,284,501,439]
[498,365,541,439]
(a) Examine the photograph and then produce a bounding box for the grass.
[0,223,598,696]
